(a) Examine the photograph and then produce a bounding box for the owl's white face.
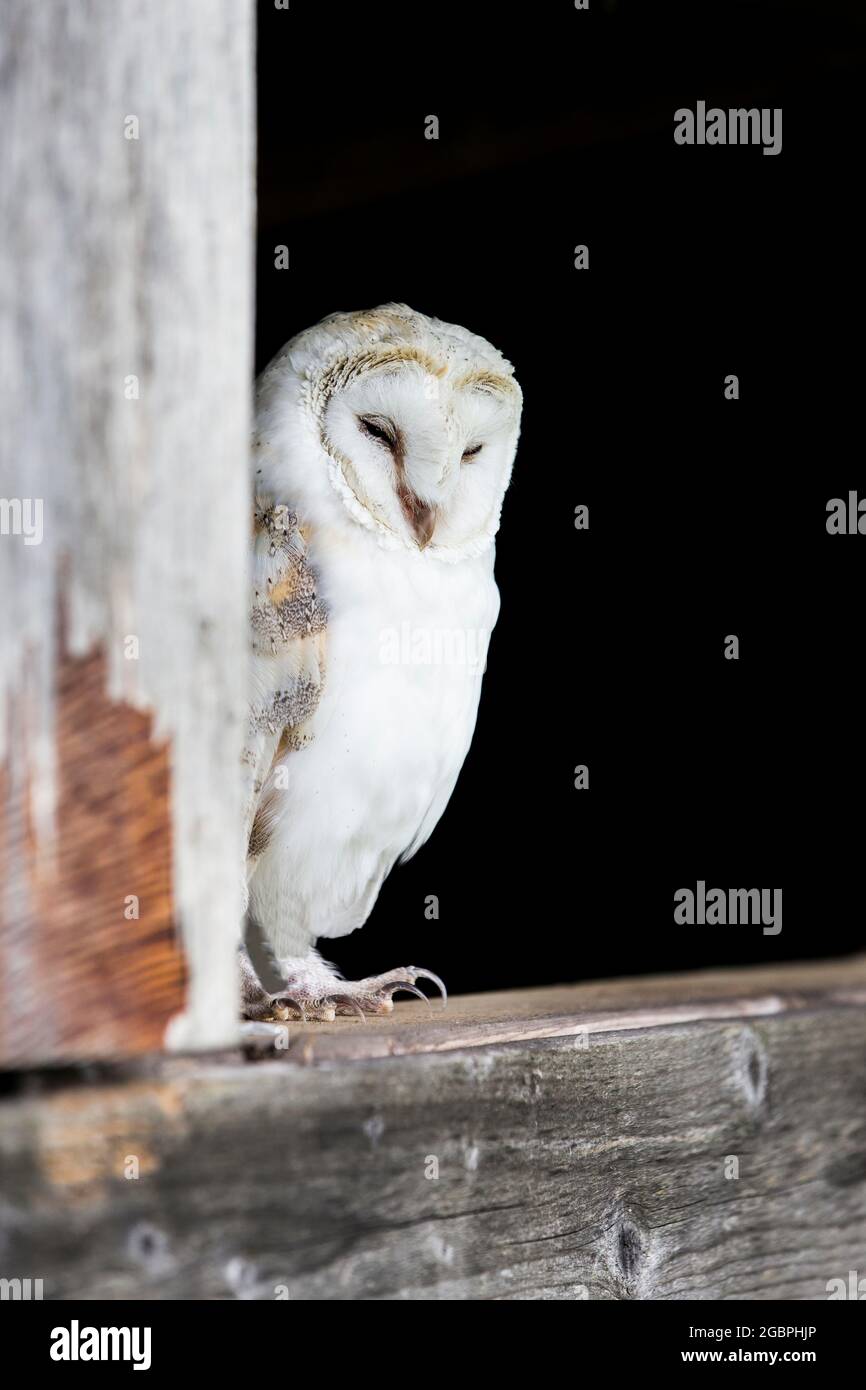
[255,305,523,563]
[321,357,520,554]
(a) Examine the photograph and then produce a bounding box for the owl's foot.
[331,966,448,1019]
[240,950,446,1023]
[269,966,447,1022]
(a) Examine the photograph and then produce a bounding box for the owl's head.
[254,304,522,561]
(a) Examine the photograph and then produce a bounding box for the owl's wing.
[242,500,328,873]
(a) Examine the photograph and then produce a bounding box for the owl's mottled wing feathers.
[242,500,328,869]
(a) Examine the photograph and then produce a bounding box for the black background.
[256,0,863,994]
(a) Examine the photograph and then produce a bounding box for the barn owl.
[240,304,522,1022]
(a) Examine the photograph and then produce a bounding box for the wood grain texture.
[0,960,864,1300]
[0,646,186,1065]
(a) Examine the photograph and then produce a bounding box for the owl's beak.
[412,502,437,549]
[400,489,437,549]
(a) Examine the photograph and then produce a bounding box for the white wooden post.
[0,0,255,1060]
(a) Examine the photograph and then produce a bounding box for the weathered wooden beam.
[1,960,864,1300]
[0,1,255,1064]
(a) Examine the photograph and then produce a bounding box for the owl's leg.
[240,947,446,1022]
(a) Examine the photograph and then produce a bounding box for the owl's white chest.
[252,528,499,953]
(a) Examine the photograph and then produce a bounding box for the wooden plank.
[252,956,866,1064]
[0,961,864,1299]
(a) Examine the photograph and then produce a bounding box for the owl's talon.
[273,996,338,1022]
[389,983,430,1006]
[409,967,448,1008]
[331,994,367,1022]
[241,950,446,1023]
[359,966,447,1009]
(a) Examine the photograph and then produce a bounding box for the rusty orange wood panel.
[0,646,187,1067]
